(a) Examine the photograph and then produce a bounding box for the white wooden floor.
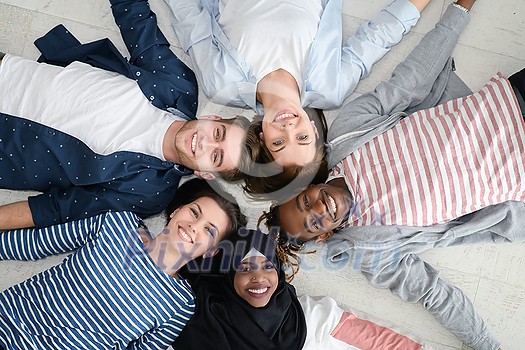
[1,0,524,349]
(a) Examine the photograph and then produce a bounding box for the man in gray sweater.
[272,1,520,349]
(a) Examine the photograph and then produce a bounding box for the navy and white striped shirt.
[0,211,195,349]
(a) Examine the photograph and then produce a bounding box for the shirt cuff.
[385,0,422,32]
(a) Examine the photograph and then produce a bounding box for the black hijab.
[174,229,307,350]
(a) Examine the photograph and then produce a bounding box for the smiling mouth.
[178,226,193,244]
[191,133,197,155]
[273,112,297,123]
[248,287,268,294]
[323,191,337,220]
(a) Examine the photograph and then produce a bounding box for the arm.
[308,0,422,107]
[163,0,256,109]
[0,201,35,230]
[109,0,174,65]
[109,0,199,117]
[361,254,500,350]
[409,0,430,12]
[326,4,471,165]
[127,301,195,349]
[0,215,103,260]
[342,0,423,80]
[27,173,181,228]
[324,201,525,349]
[299,295,430,350]
[344,4,469,118]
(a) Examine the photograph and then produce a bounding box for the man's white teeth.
[275,113,295,121]
[327,194,337,216]
[191,133,197,153]
[248,287,268,294]
[179,227,192,243]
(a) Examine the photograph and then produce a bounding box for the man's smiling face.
[277,184,352,242]
[173,119,246,174]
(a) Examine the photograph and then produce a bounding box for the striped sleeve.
[0,214,104,260]
[128,301,195,350]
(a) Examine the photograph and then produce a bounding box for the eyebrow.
[295,194,312,233]
[220,125,226,142]
[217,149,224,168]
[302,217,313,234]
[240,259,271,267]
[216,125,227,167]
[195,203,219,236]
[295,195,303,212]
[196,203,203,215]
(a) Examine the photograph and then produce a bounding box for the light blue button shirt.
[164,0,420,114]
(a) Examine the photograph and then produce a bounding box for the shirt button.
[136,71,141,77]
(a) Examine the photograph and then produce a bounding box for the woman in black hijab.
[173,229,307,350]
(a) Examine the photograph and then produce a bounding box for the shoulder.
[100,211,141,227]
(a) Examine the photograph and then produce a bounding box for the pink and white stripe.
[334,73,525,227]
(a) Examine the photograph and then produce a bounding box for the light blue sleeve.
[307,0,420,108]
[163,0,258,110]
[0,215,103,261]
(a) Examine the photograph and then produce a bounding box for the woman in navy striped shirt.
[0,178,246,349]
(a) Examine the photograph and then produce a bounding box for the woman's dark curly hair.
[257,205,314,282]
[242,108,328,201]
[164,178,247,239]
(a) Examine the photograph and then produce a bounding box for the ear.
[315,231,333,243]
[203,248,220,258]
[194,170,216,180]
[311,120,319,140]
[199,115,222,120]
[258,132,264,141]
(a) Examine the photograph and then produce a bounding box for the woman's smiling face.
[165,196,230,259]
[261,103,319,167]
[234,255,278,308]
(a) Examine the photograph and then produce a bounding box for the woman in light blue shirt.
[164,0,430,195]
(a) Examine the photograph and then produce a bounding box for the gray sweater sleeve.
[327,5,471,169]
[323,200,525,349]
[362,254,500,350]
[322,4,524,349]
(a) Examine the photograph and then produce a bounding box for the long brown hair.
[243,108,328,201]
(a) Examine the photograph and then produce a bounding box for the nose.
[251,271,265,282]
[312,199,327,215]
[201,137,219,150]
[280,120,295,129]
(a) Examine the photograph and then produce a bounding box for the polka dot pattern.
[0,113,192,228]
